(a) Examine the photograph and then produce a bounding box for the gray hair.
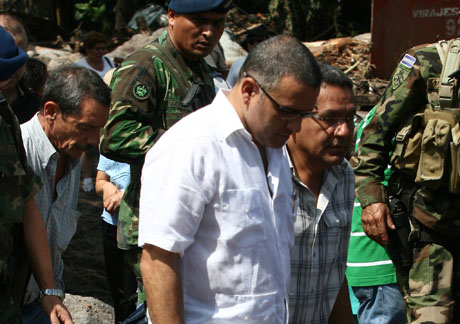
[319,62,354,90]
[237,35,321,90]
[41,65,111,116]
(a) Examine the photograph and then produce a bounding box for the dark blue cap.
[169,0,232,14]
[0,26,28,82]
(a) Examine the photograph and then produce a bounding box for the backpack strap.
[436,39,460,108]
[137,42,190,98]
[435,40,448,66]
[104,56,115,68]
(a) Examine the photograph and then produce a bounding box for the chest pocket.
[163,96,194,129]
[323,208,349,228]
[323,184,351,229]
[219,188,267,248]
[322,208,349,265]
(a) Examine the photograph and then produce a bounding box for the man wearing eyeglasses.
[287,63,356,324]
[138,35,321,323]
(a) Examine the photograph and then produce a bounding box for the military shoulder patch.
[133,81,150,100]
[392,54,416,90]
[401,54,416,69]
[392,67,410,90]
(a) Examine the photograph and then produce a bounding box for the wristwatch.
[39,288,65,301]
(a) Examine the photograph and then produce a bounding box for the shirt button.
[244,209,249,214]
[244,316,249,320]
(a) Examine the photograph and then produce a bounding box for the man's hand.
[361,202,395,246]
[23,198,72,324]
[102,182,123,214]
[40,296,73,324]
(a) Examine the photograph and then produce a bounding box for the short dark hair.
[81,31,108,55]
[318,62,354,91]
[42,65,111,116]
[22,58,47,94]
[238,35,321,90]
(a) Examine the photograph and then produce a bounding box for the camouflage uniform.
[352,42,460,323]
[0,94,41,323]
[99,30,215,302]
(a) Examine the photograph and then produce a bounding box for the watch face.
[40,288,65,300]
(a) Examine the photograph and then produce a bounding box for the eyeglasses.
[310,114,358,129]
[244,72,318,121]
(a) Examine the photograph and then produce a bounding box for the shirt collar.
[287,153,344,216]
[27,114,80,170]
[286,147,343,195]
[28,114,58,168]
[214,89,252,142]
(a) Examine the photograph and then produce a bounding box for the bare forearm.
[95,173,110,196]
[23,198,74,323]
[23,198,55,289]
[329,277,354,324]
[141,244,184,324]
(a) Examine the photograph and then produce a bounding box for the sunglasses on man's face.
[243,72,318,121]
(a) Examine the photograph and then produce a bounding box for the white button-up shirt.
[21,114,81,304]
[139,90,296,324]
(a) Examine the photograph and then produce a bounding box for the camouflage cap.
[169,0,232,14]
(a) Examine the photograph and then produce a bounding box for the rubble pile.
[305,34,389,109]
[22,4,387,110]
[225,8,271,45]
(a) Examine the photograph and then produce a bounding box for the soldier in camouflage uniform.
[0,26,72,324]
[99,0,231,303]
[352,39,460,323]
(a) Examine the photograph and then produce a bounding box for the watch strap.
[39,288,65,301]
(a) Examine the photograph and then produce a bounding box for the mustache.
[331,140,351,147]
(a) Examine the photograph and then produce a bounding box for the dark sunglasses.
[243,72,318,121]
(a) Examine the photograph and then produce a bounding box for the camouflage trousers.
[396,243,459,323]
[125,246,145,305]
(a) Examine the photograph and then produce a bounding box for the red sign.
[371,0,460,79]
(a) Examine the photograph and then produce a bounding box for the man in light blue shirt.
[21,66,110,324]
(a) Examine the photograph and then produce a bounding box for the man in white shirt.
[20,66,111,324]
[287,63,356,324]
[138,35,322,324]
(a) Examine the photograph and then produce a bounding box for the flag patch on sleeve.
[400,54,416,69]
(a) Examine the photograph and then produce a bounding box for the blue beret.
[0,26,28,82]
[169,0,232,14]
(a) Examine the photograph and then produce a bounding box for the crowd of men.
[0,0,459,323]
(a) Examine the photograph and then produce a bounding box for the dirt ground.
[62,185,113,306]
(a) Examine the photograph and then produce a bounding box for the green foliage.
[75,0,115,32]
[233,0,370,41]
